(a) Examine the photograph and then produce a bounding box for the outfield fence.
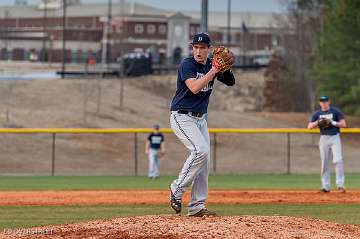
[0,128,360,176]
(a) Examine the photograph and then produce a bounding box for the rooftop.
[0,2,287,29]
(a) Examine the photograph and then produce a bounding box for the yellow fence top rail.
[0,128,359,133]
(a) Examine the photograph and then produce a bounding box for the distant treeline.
[313,0,360,115]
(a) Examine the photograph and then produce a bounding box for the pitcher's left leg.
[188,117,211,215]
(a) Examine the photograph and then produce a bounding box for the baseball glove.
[318,118,331,129]
[212,46,234,73]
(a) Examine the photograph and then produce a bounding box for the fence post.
[119,76,124,109]
[134,132,138,176]
[213,132,217,173]
[51,133,56,176]
[286,132,291,174]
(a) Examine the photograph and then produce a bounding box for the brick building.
[0,0,292,64]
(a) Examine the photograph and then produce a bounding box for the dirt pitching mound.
[1,215,360,239]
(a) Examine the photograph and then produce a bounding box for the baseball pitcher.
[169,33,235,216]
[307,95,347,193]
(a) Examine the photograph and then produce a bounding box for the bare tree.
[273,0,323,112]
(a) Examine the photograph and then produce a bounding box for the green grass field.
[0,174,359,230]
[1,173,360,190]
[2,204,360,230]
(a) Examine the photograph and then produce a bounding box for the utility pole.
[107,0,112,69]
[227,0,231,47]
[201,0,208,32]
[102,0,112,70]
[4,10,10,60]
[42,0,48,62]
[61,0,67,78]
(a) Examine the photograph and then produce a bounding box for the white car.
[254,56,271,65]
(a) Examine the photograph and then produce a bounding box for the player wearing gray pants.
[145,124,165,179]
[148,148,161,178]
[169,33,235,216]
[170,112,210,215]
[308,95,347,193]
[319,134,344,191]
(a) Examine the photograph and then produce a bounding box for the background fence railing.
[0,128,360,176]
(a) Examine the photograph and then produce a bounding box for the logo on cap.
[319,95,329,102]
[191,32,211,46]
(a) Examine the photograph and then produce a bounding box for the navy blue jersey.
[148,133,164,149]
[310,107,344,135]
[170,56,214,113]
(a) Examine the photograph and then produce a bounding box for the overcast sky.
[1,0,283,12]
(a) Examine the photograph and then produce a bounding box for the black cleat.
[338,187,346,193]
[320,188,330,193]
[189,208,217,217]
[169,186,181,214]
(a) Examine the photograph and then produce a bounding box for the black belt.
[177,110,204,118]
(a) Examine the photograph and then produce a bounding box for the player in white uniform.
[145,124,165,179]
[308,96,347,193]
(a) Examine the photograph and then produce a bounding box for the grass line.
[1,204,360,230]
[0,174,359,190]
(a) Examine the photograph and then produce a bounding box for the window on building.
[116,25,122,33]
[135,24,144,34]
[147,24,156,34]
[272,35,279,47]
[190,26,196,36]
[158,24,166,34]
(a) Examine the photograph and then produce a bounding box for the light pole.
[227,0,231,47]
[61,0,67,78]
[4,10,10,60]
[107,0,112,69]
[101,0,112,70]
[42,0,48,62]
[201,0,208,32]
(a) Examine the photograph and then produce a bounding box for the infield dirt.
[0,189,358,206]
[1,215,360,239]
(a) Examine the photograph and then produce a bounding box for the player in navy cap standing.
[169,33,235,216]
[308,96,347,193]
[145,124,165,179]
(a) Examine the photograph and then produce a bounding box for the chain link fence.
[0,129,360,176]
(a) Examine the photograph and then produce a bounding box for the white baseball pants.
[319,134,345,190]
[170,111,210,215]
[148,148,160,178]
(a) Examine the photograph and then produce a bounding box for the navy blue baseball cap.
[190,32,211,46]
[319,95,329,102]
[153,124,160,130]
